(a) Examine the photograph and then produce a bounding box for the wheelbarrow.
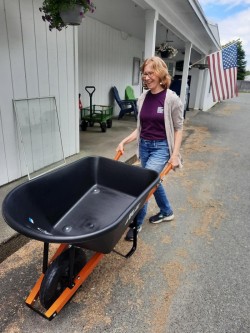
[2,154,173,320]
[80,86,113,132]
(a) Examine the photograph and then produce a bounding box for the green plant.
[39,0,96,31]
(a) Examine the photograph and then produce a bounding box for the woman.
[116,56,183,241]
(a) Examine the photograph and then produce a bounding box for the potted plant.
[39,0,96,31]
[155,42,178,59]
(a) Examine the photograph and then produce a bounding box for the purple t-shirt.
[140,89,167,140]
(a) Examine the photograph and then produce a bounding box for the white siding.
[0,2,143,187]
[78,17,144,115]
[0,0,22,182]
[0,0,78,186]
[0,109,8,184]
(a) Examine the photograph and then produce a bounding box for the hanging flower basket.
[40,0,96,31]
[60,4,84,26]
[156,42,178,59]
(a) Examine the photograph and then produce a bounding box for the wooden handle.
[114,150,123,161]
[145,163,173,202]
[160,163,173,179]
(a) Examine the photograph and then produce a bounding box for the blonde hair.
[141,56,172,89]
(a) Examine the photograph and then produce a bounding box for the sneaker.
[149,212,174,224]
[125,226,142,241]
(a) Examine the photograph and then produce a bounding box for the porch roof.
[88,0,220,59]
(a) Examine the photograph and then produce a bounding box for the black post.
[42,242,49,273]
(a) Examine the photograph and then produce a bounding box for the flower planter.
[156,44,178,59]
[160,51,170,58]
[60,4,84,26]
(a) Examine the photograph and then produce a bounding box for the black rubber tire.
[39,248,87,309]
[100,122,107,132]
[80,120,88,131]
[106,119,112,128]
[89,121,94,127]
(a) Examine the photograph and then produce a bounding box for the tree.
[223,40,247,80]
[236,40,247,80]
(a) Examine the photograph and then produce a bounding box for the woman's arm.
[116,129,138,154]
[168,129,182,167]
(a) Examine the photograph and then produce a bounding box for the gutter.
[188,0,221,50]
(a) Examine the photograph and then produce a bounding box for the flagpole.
[221,38,240,50]
[189,38,240,68]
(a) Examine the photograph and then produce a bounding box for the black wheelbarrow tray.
[2,155,175,320]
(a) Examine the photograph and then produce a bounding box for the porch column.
[193,56,206,110]
[144,9,158,58]
[180,42,192,108]
[198,66,210,111]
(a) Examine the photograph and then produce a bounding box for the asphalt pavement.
[0,94,250,333]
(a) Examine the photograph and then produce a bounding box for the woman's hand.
[168,154,179,168]
[116,142,125,154]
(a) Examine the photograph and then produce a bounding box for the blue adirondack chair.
[112,86,137,120]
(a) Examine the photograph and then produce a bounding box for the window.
[132,57,140,85]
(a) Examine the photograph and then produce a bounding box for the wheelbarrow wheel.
[39,248,87,309]
[106,119,112,128]
[100,122,107,132]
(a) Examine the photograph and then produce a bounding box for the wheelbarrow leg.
[112,215,139,259]
[42,242,49,273]
[125,216,138,258]
[68,246,76,288]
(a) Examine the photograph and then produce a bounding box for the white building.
[0,0,220,186]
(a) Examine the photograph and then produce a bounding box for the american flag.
[207,44,238,102]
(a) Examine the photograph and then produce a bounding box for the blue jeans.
[135,138,173,227]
